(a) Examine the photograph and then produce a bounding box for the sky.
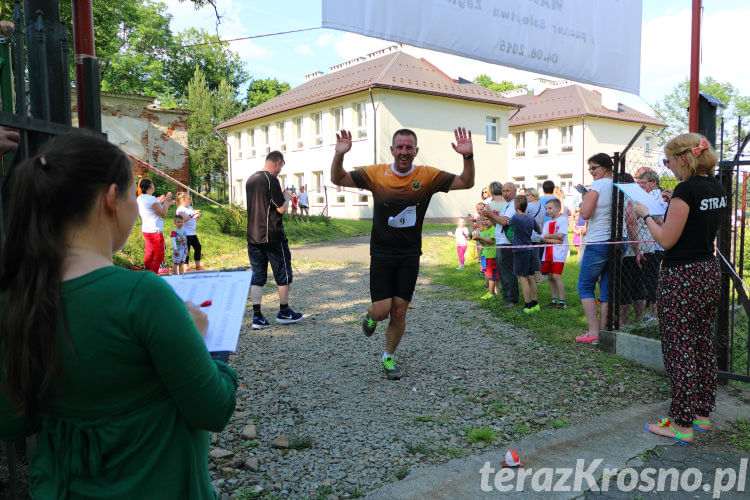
[162,0,749,115]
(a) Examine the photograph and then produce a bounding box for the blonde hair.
[664,133,718,178]
[177,192,191,206]
[525,187,539,199]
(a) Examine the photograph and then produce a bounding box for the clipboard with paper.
[614,183,667,216]
[161,271,252,352]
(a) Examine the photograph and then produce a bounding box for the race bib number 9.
[387,205,417,228]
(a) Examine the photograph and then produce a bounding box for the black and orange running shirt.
[350,163,455,257]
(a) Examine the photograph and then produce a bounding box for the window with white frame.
[247,128,255,157]
[277,122,286,151]
[513,176,525,190]
[294,117,303,149]
[558,173,573,194]
[294,173,304,190]
[535,175,548,193]
[234,179,243,206]
[311,112,323,145]
[486,117,498,143]
[514,132,526,157]
[537,129,549,155]
[235,132,243,159]
[331,107,343,141]
[354,102,367,138]
[262,125,270,154]
[278,175,286,190]
[312,171,324,204]
[334,186,346,205]
[560,125,573,152]
[644,137,651,155]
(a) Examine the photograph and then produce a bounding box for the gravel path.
[208,250,670,499]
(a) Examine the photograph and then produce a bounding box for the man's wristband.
[643,214,653,223]
[462,153,473,160]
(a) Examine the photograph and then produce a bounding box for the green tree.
[166,28,247,102]
[473,74,528,93]
[654,77,749,151]
[245,78,291,109]
[186,67,240,197]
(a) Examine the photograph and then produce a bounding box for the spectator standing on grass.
[619,174,646,327]
[298,186,310,222]
[482,182,519,308]
[0,131,237,498]
[576,153,614,344]
[509,195,541,313]
[176,192,204,271]
[137,178,174,274]
[636,133,726,445]
[540,198,568,308]
[475,217,498,298]
[170,214,189,275]
[524,188,545,283]
[245,151,304,329]
[572,205,586,262]
[447,217,470,269]
[635,168,668,323]
[331,127,475,380]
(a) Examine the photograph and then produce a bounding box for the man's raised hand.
[451,127,473,156]
[335,130,353,155]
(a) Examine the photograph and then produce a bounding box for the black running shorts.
[369,254,420,303]
[247,240,293,286]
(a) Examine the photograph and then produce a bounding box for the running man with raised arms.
[331,127,475,380]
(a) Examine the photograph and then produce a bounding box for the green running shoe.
[362,314,378,337]
[382,356,402,380]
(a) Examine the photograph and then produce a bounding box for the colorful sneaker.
[555,301,567,309]
[194,265,205,271]
[575,334,599,344]
[382,356,402,380]
[480,292,494,300]
[546,301,559,308]
[456,264,465,270]
[522,304,540,314]
[362,314,378,337]
[276,308,303,324]
[252,315,271,330]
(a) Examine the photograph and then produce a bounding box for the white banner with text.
[322,0,642,94]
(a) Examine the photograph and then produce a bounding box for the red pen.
[200,300,212,307]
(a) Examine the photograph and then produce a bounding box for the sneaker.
[555,301,567,309]
[522,304,541,314]
[252,315,271,330]
[546,301,559,308]
[194,265,205,271]
[276,308,303,324]
[382,356,402,380]
[158,267,171,275]
[456,264,465,270]
[480,292,494,300]
[642,314,657,325]
[362,314,378,337]
[503,302,517,309]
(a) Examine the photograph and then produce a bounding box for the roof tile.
[217,51,521,129]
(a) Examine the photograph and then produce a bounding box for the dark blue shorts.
[247,240,293,286]
[512,250,536,277]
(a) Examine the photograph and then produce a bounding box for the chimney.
[329,57,366,73]
[600,89,620,111]
[367,44,401,59]
[305,71,324,81]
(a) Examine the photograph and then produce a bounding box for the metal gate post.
[715,162,733,376]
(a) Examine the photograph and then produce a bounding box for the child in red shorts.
[474,217,498,299]
[540,198,569,308]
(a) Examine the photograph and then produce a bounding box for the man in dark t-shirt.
[245,151,303,329]
[330,127,475,380]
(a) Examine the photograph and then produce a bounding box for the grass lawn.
[115,198,452,270]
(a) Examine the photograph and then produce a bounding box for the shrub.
[215,205,248,237]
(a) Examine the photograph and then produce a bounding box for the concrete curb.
[599,330,665,372]
[367,390,748,499]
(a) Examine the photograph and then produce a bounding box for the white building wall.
[225,89,514,221]
[509,118,662,206]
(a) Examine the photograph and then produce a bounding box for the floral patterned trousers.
[658,258,720,427]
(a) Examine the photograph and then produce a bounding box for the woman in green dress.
[0,131,237,499]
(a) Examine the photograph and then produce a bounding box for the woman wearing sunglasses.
[575,153,614,344]
[635,133,726,445]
